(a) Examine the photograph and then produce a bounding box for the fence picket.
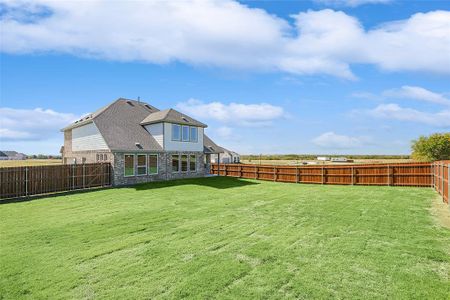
[0,163,111,200]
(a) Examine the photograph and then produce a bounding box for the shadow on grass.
[0,177,259,205]
[133,176,259,191]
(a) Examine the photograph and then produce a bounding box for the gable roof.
[93,99,162,151]
[140,108,207,128]
[203,135,222,154]
[62,98,223,153]
[62,98,159,131]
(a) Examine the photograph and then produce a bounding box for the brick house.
[61,98,225,186]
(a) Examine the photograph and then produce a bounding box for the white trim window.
[137,154,147,176]
[182,126,190,142]
[189,127,198,142]
[189,154,196,172]
[124,154,135,177]
[181,154,188,172]
[172,124,181,141]
[148,154,158,174]
[172,154,180,172]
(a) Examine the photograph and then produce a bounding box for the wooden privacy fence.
[433,160,449,204]
[211,162,433,187]
[0,163,112,200]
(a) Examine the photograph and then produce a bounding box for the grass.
[1,177,449,299]
[0,159,62,168]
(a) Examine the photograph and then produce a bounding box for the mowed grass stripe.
[1,177,449,299]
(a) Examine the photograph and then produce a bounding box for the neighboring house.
[211,148,240,164]
[0,151,27,160]
[61,98,226,186]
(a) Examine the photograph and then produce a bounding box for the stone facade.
[112,151,207,186]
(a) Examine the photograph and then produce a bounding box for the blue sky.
[1,0,449,155]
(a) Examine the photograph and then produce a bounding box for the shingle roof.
[62,98,158,131]
[61,98,223,153]
[140,108,207,128]
[93,99,162,151]
[203,135,222,154]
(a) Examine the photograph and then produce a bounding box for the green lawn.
[1,177,449,299]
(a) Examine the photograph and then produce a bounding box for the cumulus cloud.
[312,131,371,148]
[382,86,450,106]
[0,107,78,141]
[176,99,284,126]
[1,1,449,78]
[367,103,450,127]
[315,0,391,6]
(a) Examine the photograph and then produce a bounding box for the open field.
[0,159,62,168]
[241,158,415,165]
[1,177,449,299]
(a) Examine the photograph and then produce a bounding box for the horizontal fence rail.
[433,160,449,204]
[212,162,433,187]
[0,163,112,200]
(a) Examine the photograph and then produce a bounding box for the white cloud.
[315,0,391,7]
[312,131,371,148]
[382,86,450,106]
[367,103,450,127]
[216,126,233,139]
[176,99,284,126]
[0,107,78,141]
[1,1,449,78]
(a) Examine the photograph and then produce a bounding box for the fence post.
[255,165,257,180]
[224,164,227,177]
[442,163,444,198]
[432,162,434,188]
[351,166,354,185]
[25,167,28,197]
[273,166,276,182]
[83,164,86,189]
[321,166,324,184]
[72,164,75,190]
[447,163,450,203]
[296,166,299,183]
[387,165,390,186]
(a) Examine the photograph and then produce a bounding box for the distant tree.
[411,133,450,161]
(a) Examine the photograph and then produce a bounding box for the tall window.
[124,154,135,176]
[182,126,189,142]
[190,127,198,142]
[137,154,147,175]
[190,155,196,172]
[172,155,180,172]
[181,155,188,172]
[148,154,158,174]
[172,124,181,141]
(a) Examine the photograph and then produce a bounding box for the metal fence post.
[83,164,86,189]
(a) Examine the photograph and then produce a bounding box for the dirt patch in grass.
[431,196,450,229]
